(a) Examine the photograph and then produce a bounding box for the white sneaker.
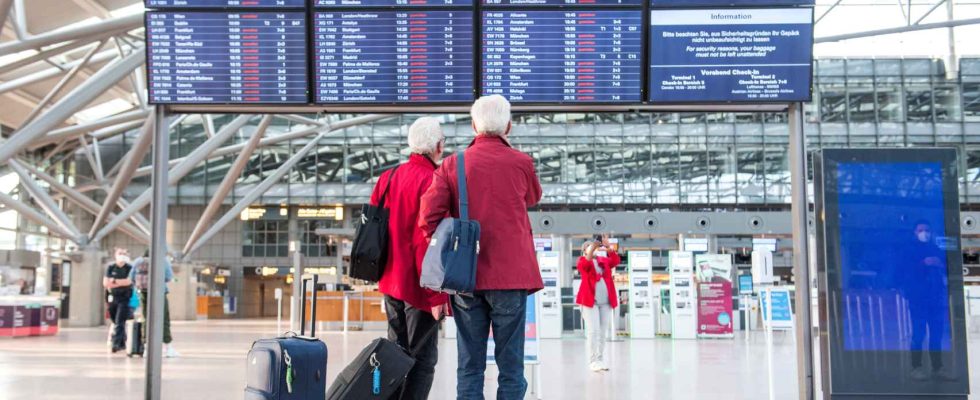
[589,362,602,372]
[164,345,180,358]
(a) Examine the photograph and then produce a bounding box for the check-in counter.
[196,296,227,319]
[0,296,60,337]
[303,291,387,330]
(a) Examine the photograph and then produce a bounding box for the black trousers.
[107,300,130,349]
[384,295,440,400]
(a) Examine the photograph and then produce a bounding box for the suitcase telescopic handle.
[301,275,319,337]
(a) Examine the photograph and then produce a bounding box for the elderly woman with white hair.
[420,95,544,400]
[368,116,450,400]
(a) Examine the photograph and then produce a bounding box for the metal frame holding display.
[814,148,969,399]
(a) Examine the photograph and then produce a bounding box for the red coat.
[575,252,621,308]
[419,135,544,292]
[370,154,448,310]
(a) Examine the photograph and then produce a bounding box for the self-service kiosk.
[669,251,697,339]
[537,251,562,339]
[628,250,655,339]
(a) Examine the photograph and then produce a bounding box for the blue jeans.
[451,290,528,400]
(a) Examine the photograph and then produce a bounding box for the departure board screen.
[481,10,643,103]
[146,12,308,104]
[146,0,307,8]
[313,11,474,103]
[315,0,473,6]
[483,0,643,6]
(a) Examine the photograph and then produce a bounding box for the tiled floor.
[0,320,975,399]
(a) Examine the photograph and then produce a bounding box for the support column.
[145,107,169,400]
[67,246,103,327]
[168,263,197,321]
[789,102,815,400]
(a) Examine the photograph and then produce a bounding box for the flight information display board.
[481,10,643,103]
[483,0,643,6]
[146,0,307,8]
[313,11,474,103]
[648,8,812,103]
[314,0,474,6]
[146,12,309,104]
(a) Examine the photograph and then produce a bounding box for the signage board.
[759,286,792,329]
[488,293,541,364]
[648,8,813,103]
[695,254,733,337]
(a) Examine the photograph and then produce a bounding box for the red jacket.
[370,154,448,310]
[419,135,544,292]
[575,252,621,308]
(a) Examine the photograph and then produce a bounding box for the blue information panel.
[146,0,307,8]
[146,12,308,104]
[648,8,812,103]
[484,0,643,6]
[313,11,474,103]
[482,10,642,103]
[651,0,814,6]
[314,0,473,6]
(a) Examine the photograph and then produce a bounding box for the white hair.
[470,95,511,136]
[408,117,444,154]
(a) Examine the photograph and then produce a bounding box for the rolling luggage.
[245,276,328,400]
[128,320,144,358]
[325,320,441,399]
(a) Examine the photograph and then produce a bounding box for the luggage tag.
[370,353,381,395]
[284,350,294,393]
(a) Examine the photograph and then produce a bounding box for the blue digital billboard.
[647,8,813,103]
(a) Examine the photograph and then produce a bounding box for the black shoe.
[111,346,123,353]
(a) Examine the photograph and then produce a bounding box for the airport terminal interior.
[2,0,980,399]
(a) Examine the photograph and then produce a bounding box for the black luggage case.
[245,276,329,400]
[326,320,440,399]
[128,320,144,358]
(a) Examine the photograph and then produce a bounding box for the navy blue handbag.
[421,150,481,294]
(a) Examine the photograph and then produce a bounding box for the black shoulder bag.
[349,168,398,282]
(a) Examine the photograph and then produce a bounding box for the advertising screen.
[648,8,812,103]
[313,11,474,103]
[145,11,309,104]
[481,10,643,103]
[815,149,968,397]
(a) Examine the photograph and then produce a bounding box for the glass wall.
[104,57,980,207]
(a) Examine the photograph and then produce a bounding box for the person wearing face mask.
[103,248,134,353]
[905,220,952,381]
[575,234,620,372]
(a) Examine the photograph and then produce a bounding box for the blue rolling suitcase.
[245,276,328,400]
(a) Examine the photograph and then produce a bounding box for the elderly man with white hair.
[419,95,544,400]
[368,116,450,400]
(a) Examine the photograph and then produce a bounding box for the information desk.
[196,295,228,319]
[303,291,387,325]
[313,11,474,103]
[145,11,309,104]
[481,10,643,103]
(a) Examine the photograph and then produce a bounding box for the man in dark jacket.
[419,95,544,400]
[370,117,450,399]
[103,248,133,353]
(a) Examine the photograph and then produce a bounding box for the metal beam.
[10,0,26,39]
[0,191,76,241]
[0,40,98,76]
[182,115,271,256]
[18,159,148,243]
[91,115,252,243]
[7,160,84,242]
[0,47,130,95]
[0,13,142,56]
[0,50,144,164]
[815,17,980,43]
[89,113,155,236]
[29,108,149,149]
[78,136,104,183]
[814,0,842,25]
[0,0,12,38]
[117,196,151,235]
[21,40,107,126]
[185,131,329,257]
[914,0,947,25]
[132,114,391,178]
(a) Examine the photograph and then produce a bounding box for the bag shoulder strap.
[456,150,468,221]
[378,166,399,207]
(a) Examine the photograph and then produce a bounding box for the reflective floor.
[1,320,978,399]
